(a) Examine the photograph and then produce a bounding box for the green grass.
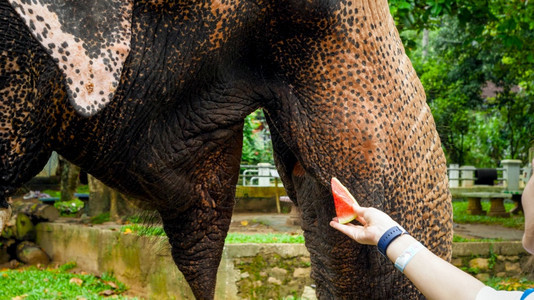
[452,234,503,243]
[0,263,134,299]
[90,212,110,224]
[225,233,305,244]
[452,200,524,229]
[121,224,166,237]
[120,224,305,244]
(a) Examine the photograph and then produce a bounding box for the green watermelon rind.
[338,213,357,224]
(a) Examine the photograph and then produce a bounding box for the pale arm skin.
[522,158,534,254]
[330,206,485,300]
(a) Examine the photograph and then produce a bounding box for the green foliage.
[452,200,524,229]
[484,277,534,291]
[90,212,110,225]
[242,110,274,164]
[54,199,84,216]
[0,263,132,299]
[404,1,534,165]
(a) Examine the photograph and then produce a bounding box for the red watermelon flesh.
[331,177,360,224]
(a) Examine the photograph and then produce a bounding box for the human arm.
[330,206,486,300]
[523,158,534,254]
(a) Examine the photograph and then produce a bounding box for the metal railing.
[239,164,279,186]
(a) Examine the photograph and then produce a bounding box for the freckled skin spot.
[1,1,451,299]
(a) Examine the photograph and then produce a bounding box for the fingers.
[329,220,360,238]
[329,220,377,245]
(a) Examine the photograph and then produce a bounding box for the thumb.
[353,205,368,225]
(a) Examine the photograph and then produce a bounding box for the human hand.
[329,205,401,245]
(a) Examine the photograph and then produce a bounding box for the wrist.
[377,225,408,256]
[385,234,419,261]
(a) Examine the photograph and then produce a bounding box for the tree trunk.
[87,175,139,219]
[87,175,111,216]
[60,157,81,202]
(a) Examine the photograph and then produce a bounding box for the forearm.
[523,172,534,254]
[386,234,485,300]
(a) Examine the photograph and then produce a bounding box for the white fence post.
[449,164,459,188]
[501,159,522,192]
[460,165,475,187]
[257,163,272,186]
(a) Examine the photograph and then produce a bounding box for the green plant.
[58,261,77,272]
[484,277,534,291]
[54,199,84,216]
[90,212,110,224]
[121,224,166,236]
[0,263,133,299]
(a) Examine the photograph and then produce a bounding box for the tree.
[241,110,274,164]
[401,1,534,165]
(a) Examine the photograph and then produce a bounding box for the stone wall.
[451,242,534,282]
[35,223,533,299]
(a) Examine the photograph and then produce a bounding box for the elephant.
[0,0,453,299]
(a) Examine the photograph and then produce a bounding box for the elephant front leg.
[160,186,234,299]
[157,134,243,299]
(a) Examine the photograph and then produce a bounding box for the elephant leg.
[157,126,243,300]
[266,115,428,299]
[0,1,61,207]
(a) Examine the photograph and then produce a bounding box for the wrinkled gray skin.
[0,0,452,299]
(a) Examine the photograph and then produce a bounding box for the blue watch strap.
[377,226,406,256]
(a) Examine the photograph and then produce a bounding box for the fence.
[239,163,280,187]
[447,160,532,192]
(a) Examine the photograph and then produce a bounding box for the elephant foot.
[160,189,234,300]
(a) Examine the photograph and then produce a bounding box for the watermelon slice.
[331,177,360,224]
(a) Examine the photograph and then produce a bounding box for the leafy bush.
[54,199,84,216]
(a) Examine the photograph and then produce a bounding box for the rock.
[16,241,50,265]
[270,267,288,278]
[259,271,268,277]
[451,258,463,268]
[469,258,490,271]
[301,286,317,300]
[475,273,490,281]
[15,213,35,241]
[293,267,310,278]
[267,277,282,285]
[0,259,20,269]
[300,257,311,264]
[240,272,250,279]
[505,262,521,273]
[522,256,534,279]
